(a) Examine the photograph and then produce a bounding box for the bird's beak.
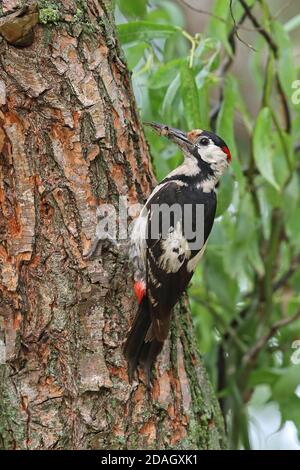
[144,122,193,152]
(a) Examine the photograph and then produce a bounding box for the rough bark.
[0,0,226,450]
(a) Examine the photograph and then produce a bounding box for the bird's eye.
[199,137,210,146]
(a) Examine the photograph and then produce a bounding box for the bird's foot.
[83,232,121,260]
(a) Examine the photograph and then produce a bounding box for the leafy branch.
[243,308,300,365]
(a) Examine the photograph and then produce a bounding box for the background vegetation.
[115,0,300,449]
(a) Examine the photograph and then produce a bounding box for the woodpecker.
[124,122,232,384]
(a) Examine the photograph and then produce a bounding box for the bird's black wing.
[145,180,216,342]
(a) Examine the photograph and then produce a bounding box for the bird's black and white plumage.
[124,123,232,383]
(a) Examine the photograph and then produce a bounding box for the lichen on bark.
[0,0,226,449]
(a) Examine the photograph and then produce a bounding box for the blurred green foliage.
[115,0,300,449]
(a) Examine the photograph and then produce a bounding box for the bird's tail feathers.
[123,297,164,384]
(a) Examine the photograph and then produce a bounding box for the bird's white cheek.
[198,145,224,163]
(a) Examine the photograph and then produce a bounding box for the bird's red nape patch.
[134,281,146,304]
[222,146,232,162]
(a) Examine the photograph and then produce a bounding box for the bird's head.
[146,122,232,178]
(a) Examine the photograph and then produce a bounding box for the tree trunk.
[0,0,225,450]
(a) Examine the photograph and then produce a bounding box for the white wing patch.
[129,181,173,281]
[129,207,148,281]
[159,221,191,273]
[196,177,217,193]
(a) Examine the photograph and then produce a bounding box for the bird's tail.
[123,297,163,384]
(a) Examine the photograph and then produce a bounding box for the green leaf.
[272,365,300,402]
[194,37,220,59]
[117,21,179,44]
[197,81,210,130]
[147,0,185,28]
[248,235,265,277]
[161,73,180,121]
[272,21,296,103]
[257,184,272,239]
[250,36,266,92]
[216,172,234,217]
[216,76,244,190]
[279,395,300,439]
[204,250,238,311]
[123,42,149,70]
[148,59,184,89]
[283,173,299,211]
[196,49,221,87]
[216,77,237,156]
[249,368,284,387]
[180,63,201,129]
[284,14,300,33]
[272,131,292,186]
[249,385,272,406]
[253,108,280,191]
[209,1,231,55]
[223,194,258,280]
[117,0,147,19]
[285,205,300,250]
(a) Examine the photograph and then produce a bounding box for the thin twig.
[230,0,256,51]
[180,0,227,23]
[239,1,291,133]
[180,0,266,33]
[274,0,294,19]
[238,0,278,57]
[273,253,300,291]
[276,75,292,134]
[210,3,253,128]
[223,253,300,343]
[243,309,300,365]
[223,302,255,342]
